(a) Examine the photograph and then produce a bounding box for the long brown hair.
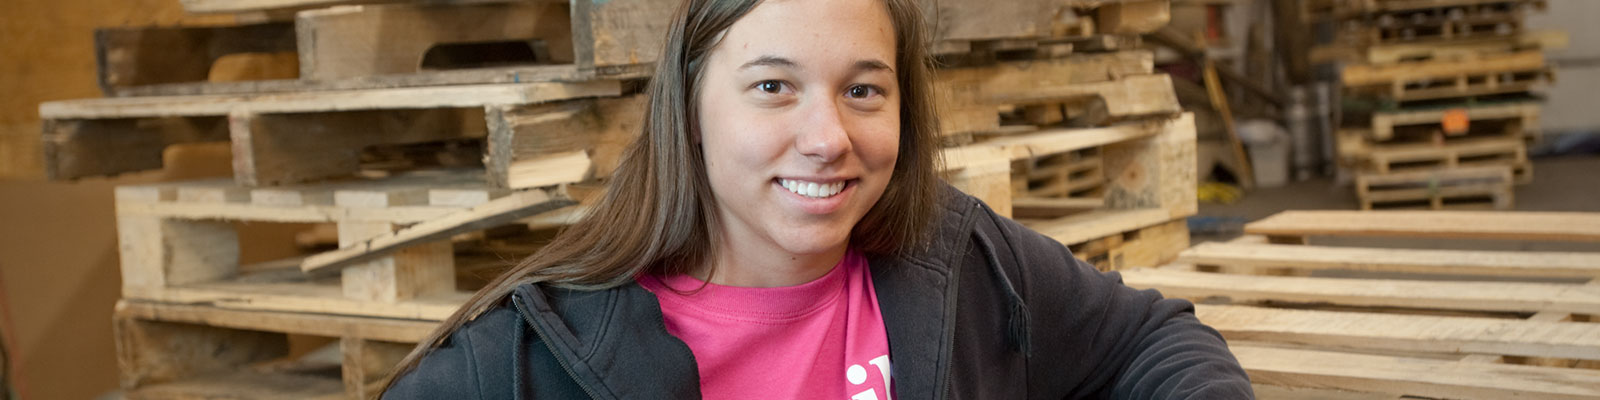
[382,0,941,391]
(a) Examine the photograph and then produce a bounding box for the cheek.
[856,115,901,173]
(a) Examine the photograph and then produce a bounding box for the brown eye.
[758,81,782,94]
[846,85,876,99]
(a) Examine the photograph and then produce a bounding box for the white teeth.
[780,179,847,198]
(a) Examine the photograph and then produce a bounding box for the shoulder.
[383,300,524,399]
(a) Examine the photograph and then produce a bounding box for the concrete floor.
[1193,155,1600,254]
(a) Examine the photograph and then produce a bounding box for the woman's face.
[697,0,900,263]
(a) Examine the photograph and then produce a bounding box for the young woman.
[383,0,1252,398]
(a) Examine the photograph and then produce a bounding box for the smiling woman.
[381,0,1252,398]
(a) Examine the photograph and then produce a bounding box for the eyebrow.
[737,55,895,74]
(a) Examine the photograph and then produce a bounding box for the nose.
[795,97,852,162]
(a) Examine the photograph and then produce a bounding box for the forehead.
[713,0,897,68]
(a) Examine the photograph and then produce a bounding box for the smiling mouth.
[777,178,852,199]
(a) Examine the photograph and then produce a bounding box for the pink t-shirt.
[639,250,893,400]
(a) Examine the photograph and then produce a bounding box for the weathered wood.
[296,3,573,81]
[1357,166,1515,210]
[1070,218,1189,271]
[114,302,288,389]
[983,74,1181,120]
[1095,0,1170,35]
[335,189,455,303]
[39,80,620,119]
[96,22,298,95]
[1232,344,1600,400]
[1342,50,1545,87]
[943,151,1014,218]
[117,300,436,343]
[1025,208,1174,247]
[1244,210,1600,242]
[1121,268,1600,315]
[1182,241,1600,279]
[115,169,499,224]
[485,94,644,189]
[181,0,515,14]
[569,0,677,69]
[932,51,1155,136]
[301,186,574,274]
[341,337,412,399]
[230,108,486,186]
[115,214,239,296]
[42,116,230,180]
[1198,304,1600,361]
[1101,112,1197,219]
[1010,196,1104,219]
[1370,102,1540,142]
[920,0,1050,44]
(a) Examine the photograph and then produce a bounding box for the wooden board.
[1369,101,1539,142]
[1178,241,1600,279]
[1232,344,1600,400]
[1068,218,1189,271]
[1121,268,1600,315]
[40,80,619,119]
[932,50,1155,136]
[1197,304,1600,361]
[1243,210,1600,242]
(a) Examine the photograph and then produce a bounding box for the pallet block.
[114,169,571,320]
[1067,218,1189,271]
[39,85,637,187]
[114,299,435,399]
[1122,209,1600,398]
[1357,165,1515,210]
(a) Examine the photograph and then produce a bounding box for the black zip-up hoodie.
[384,185,1254,399]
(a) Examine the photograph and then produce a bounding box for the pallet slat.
[1197,304,1600,361]
[1243,211,1600,242]
[1233,345,1600,400]
[1180,242,1600,278]
[1122,268,1600,315]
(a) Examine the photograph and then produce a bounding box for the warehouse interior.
[2,0,1599,398]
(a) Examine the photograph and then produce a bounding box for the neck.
[698,236,848,288]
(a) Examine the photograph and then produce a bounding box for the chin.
[772,226,853,256]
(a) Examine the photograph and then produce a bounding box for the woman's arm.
[982,212,1254,399]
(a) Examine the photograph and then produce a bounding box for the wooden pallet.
[1123,210,1600,399]
[1340,134,1529,174]
[1366,101,1539,142]
[943,113,1195,223]
[1342,50,1551,102]
[114,299,436,399]
[933,50,1181,140]
[1322,0,1547,45]
[1357,165,1515,210]
[97,2,664,97]
[40,83,643,189]
[113,169,574,321]
[1010,148,1104,199]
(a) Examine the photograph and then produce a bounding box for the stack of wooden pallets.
[1125,210,1600,398]
[936,0,1197,271]
[1311,0,1565,210]
[35,0,1194,397]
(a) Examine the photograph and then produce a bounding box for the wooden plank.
[301,186,574,273]
[124,369,346,400]
[39,80,620,119]
[1370,102,1539,141]
[341,337,412,399]
[983,74,1181,119]
[1180,242,1600,278]
[918,0,1050,43]
[1363,30,1569,64]
[1342,50,1545,86]
[126,279,471,321]
[1197,304,1600,361]
[932,51,1155,135]
[944,152,1014,218]
[943,113,1187,171]
[181,0,514,14]
[117,300,436,343]
[1232,345,1600,400]
[95,22,297,95]
[111,63,649,97]
[114,303,288,389]
[1243,210,1600,242]
[296,3,572,81]
[42,116,230,181]
[1011,196,1105,219]
[1120,268,1600,315]
[229,108,487,186]
[1025,208,1173,246]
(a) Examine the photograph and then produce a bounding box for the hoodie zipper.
[512,292,605,400]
